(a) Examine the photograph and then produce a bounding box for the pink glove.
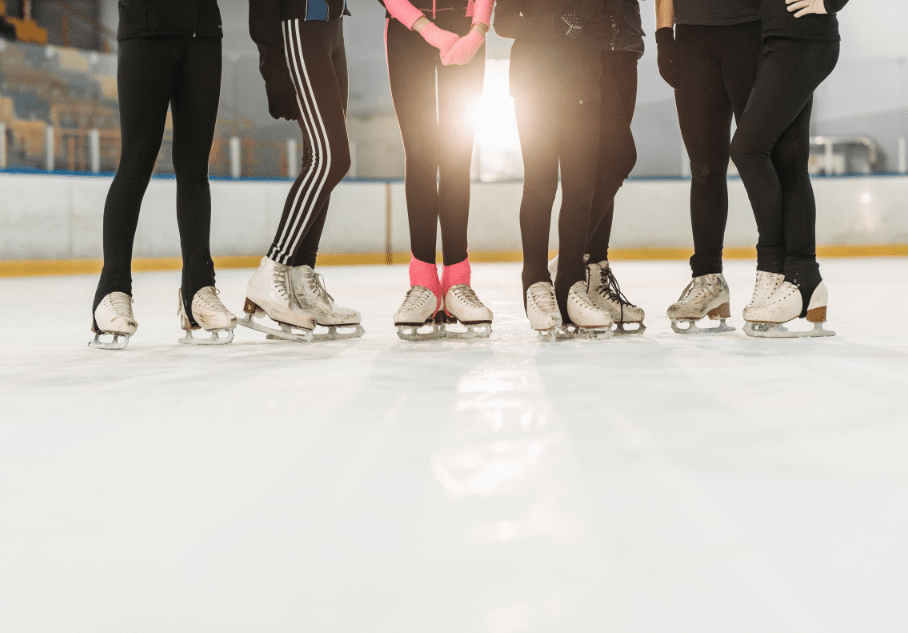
[420,22,461,57]
[441,30,485,66]
[383,0,426,29]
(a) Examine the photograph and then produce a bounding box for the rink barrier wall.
[1,172,907,277]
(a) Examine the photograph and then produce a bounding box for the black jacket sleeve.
[249,0,294,96]
[823,0,849,13]
[493,0,559,40]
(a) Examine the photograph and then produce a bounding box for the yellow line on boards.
[2,245,908,278]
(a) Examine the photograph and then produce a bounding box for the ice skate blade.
[615,321,646,336]
[557,324,614,341]
[238,314,313,343]
[396,322,445,341]
[312,323,365,342]
[535,328,559,342]
[179,328,235,345]
[88,332,131,350]
[670,318,735,334]
[443,321,492,340]
[743,321,835,338]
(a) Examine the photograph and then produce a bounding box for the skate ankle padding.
[442,257,471,296]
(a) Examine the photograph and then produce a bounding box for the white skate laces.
[667,273,734,334]
[395,285,444,341]
[178,286,236,346]
[743,280,834,338]
[443,284,493,339]
[744,271,786,315]
[290,266,364,339]
[89,291,137,350]
[526,282,562,341]
[239,257,315,343]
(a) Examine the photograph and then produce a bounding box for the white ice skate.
[90,291,137,350]
[743,280,834,338]
[667,273,734,334]
[289,265,364,341]
[178,286,237,345]
[587,261,645,335]
[239,257,315,343]
[526,281,562,342]
[442,284,493,339]
[562,280,614,340]
[394,285,444,341]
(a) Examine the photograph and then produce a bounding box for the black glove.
[556,12,587,39]
[655,27,680,89]
[267,88,300,121]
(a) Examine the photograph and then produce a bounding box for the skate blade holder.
[614,321,646,336]
[557,324,614,341]
[535,327,559,343]
[743,321,834,338]
[238,303,313,343]
[396,321,445,341]
[443,321,492,340]
[179,327,235,345]
[670,317,735,334]
[311,323,365,342]
[88,331,131,350]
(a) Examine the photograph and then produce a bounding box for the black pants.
[93,36,221,318]
[675,21,761,277]
[386,13,485,267]
[269,18,350,268]
[586,51,639,264]
[516,98,600,321]
[731,37,840,302]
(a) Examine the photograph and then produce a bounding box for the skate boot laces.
[195,286,229,312]
[402,285,438,313]
[597,268,636,305]
[448,284,485,309]
[529,283,558,314]
[106,292,135,318]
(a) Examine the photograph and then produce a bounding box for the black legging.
[730,37,840,304]
[93,36,221,319]
[586,51,639,264]
[675,21,761,277]
[385,13,484,267]
[270,18,350,268]
[516,98,600,320]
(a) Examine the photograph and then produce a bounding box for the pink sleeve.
[383,0,426,30]
[466,0,494,26]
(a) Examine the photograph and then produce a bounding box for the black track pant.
[269,18,350,268]
[93,36,221,318]
[731,37,839,301]
[386,13,485,267]
[586,51,639,264]
[516,98,600,321]
[675,21,761,277]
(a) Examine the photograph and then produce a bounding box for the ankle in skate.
[441,259,492,339]
[90,291,137,350]
[743,280,834,338]
[563,281,613,340]
[667,273,734,334]
[289,265,364,341]
[743,270,785,318]
[587,261,645,335]
[395,256,444,341]
[178,286,237,346]
[239,257,314,343]
[526,281,562,342]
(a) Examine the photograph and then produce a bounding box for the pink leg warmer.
[442,257,471,297]
[409,255,442,312]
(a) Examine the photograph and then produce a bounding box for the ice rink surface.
[1,259,907,633]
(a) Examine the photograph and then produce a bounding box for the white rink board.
[2,173,908,261]
[1,260,907,633]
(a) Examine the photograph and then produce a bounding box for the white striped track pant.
[268,17,351,267]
